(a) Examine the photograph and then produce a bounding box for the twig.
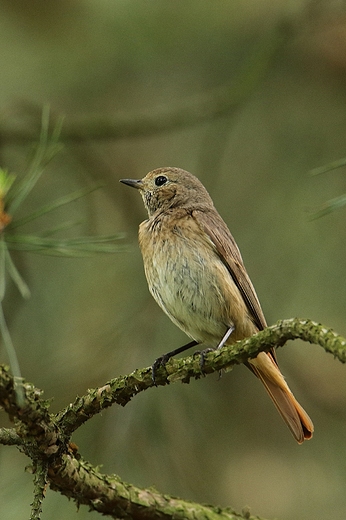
[56,318,346,437]
[30,460,48,520]
[0,427,22,445]
[49,453,254,520]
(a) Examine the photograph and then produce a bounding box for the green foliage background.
[1,2,346,519]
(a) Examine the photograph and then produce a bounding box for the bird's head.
[120,167,213,217]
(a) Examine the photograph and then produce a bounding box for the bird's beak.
[120,178,144,190]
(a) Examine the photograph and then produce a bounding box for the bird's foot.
[151,354,172,385]
[197,347,215,375]
[151,340,199,385]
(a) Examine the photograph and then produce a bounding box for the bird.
[120,167,313,443]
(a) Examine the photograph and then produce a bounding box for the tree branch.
[48,452,254,520]
[0,318,345,519]
[30,460,48,520]
[0,427,22,445]
[0,365,67,457]
[56,318,346,437]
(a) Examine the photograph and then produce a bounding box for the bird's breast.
[138,214,254,345]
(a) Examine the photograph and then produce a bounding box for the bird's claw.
[151,354,171,385]
[198,347,214,375]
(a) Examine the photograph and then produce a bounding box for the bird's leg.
[199,325,235,372]
[217,325,235,349]
[152,340,198,384]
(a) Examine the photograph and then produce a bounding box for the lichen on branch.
[0,318,345,520]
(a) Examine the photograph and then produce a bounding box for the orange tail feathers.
[249,352,314,444]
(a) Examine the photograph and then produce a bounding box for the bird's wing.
[192,208,267,332]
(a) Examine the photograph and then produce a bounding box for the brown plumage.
[120,167,313,443]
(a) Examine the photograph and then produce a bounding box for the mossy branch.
[0,317,345,519]
[49,453,250,520]
[55,318,346,437]
[30,460,48,520]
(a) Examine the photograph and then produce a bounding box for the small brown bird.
[120,167,313,443]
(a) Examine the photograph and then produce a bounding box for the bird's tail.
[249,352,314,443]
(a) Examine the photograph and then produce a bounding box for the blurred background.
[0,1,346,519]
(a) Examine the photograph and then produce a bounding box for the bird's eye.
[155,175,168,187]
